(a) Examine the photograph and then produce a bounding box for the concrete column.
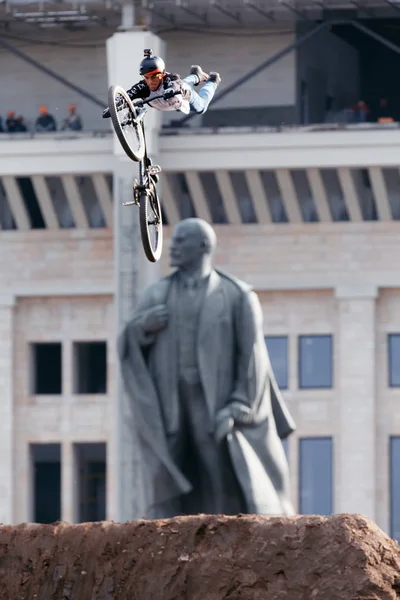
[335,284,377,519]
[113,160,144,521]
[61,441,76,523]
[0,294,15,524]
[107,29,165,521]
[106,29,165,159]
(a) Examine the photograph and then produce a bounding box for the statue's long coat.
[118,269,296,516]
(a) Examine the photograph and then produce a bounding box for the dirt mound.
[0,513,399,600]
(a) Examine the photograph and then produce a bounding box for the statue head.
[169,218,217,271]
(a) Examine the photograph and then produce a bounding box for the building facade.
[0,1,400,542]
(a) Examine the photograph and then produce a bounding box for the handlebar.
[134,90,182,107]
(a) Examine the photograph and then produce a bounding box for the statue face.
[169,222,205,268]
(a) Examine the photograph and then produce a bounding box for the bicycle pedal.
[148,164,162,175]
[123,201,138,206]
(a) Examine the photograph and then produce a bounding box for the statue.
[118,218,296,518]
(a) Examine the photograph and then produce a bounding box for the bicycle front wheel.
[108,85,145,162]
[139,183,163,262]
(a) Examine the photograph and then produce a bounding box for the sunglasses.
[144,72,163,82]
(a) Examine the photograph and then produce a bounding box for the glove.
[163,88,175,100]
[102,107,110,119]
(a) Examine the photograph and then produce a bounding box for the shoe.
[190,65,209,86]
[149,167,161,185]
[209,72,221,85]
[146,157,161,184]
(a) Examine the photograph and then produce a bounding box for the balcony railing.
[1,123,400,230]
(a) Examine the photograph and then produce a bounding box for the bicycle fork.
[123,163,162,207]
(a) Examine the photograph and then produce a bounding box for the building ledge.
[159,125,400,170]
[161,121,400,136]
[0,131,114,175]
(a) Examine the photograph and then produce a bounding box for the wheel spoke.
[108,85,145,161]
[139,186,163,262]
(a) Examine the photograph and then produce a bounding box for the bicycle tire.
[108,85,145,162]
[139,184,163,262]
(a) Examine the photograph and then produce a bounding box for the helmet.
[139,48,165,76]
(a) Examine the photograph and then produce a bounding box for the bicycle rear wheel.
[139,183,163,262]
[108,85,145,162]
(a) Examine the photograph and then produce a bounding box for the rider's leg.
[183,73,200,91]
[183,72,221,115]
[187,81,218,114]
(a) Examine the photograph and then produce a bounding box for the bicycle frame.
[133,90,182,187]
[110,84,175,262]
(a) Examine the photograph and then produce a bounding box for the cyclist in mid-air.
[102,48,221,119]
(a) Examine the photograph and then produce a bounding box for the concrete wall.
[159,222,400,290]
[0,229,113,291]
[163,28,296,109]
[161,27,296,126]
[0,29,112,132]
[2,222,400,533]
[0,228,114,523]
[0,27,297,131]
[13,294,115,524]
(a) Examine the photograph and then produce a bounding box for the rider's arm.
[126,80,150,100]
[163,73,191,101]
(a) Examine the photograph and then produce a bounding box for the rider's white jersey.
[146,83,191,114]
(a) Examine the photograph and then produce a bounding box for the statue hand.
[214,407,234,444]
[214,403,253,444]
[141,304,168,334]
[228,401,253,424]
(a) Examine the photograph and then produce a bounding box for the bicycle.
[108,85,181,263]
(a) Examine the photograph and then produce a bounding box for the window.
[299,335,333,389]
[388,334,400,387]
[31,443,61,523]
[73,341,107,394]
[30,342,62,395]
[265,336,288,390]
[299,437,333,515]
[74,443,106,522]
[390,436,400,542]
